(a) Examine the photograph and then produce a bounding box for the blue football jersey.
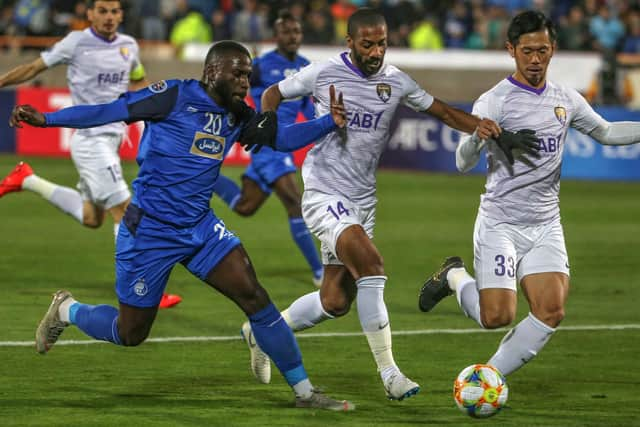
[121,79,252,227]
[250,50,314,122]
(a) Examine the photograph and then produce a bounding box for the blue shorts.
[243,148,297,195]
[115,206,241,308]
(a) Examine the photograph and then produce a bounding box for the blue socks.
[249,303,308,386]
[70,303,122,345]
[289,217,323,280]
[213,174,241,210]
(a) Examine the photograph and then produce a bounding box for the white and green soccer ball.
[453,364,509,418]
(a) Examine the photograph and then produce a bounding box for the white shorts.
[301,190,376,265]
[70,132,130,209]
[473,213,570,291]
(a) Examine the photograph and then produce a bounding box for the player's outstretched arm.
[239,85,345,153]
[9,105,46,128]
[235,82,284,154]
[589,121,640,146]
[0,58,48,89]
[424,98,500,139]
[261,83,284,113]
[9,98,130,129]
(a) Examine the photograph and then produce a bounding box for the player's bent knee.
[82,215,103,228]
[118,330,149,347]
[234,202,259,217]
[480,310,515,329]
[320,294,352,317]
[117,321,153,346]
[533,306,565,328]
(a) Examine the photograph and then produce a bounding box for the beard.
[352,50,382,76]
[229,97,246,115]
[211,80,245,113]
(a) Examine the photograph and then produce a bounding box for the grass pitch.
[0,155,638,426]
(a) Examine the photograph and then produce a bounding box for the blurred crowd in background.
[2,0,640,54]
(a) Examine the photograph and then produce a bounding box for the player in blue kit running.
[10,40,354,411]
[212,10,324,287]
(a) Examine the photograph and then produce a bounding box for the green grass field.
[0,155,639,426]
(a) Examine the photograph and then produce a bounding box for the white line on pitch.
[1,324,639,348]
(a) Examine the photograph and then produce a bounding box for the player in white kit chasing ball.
[419,10,640,378]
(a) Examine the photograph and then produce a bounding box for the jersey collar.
[341,52,370,79]
[272,49,299,64]
[89,27,119,43]
[507,75,546,95]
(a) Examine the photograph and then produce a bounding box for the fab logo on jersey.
[190,132,226,160]
[346,110,384,131]
[97,71,126,84]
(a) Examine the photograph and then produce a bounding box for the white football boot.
[383,370,420,401]
[240,321,272,384]
[295,389,355,411]
[35,290,73,354]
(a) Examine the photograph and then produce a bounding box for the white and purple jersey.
[41,28,142,137]
[474,77,607,225]
[278,52,434,207]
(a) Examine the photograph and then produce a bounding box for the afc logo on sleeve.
[149,80,168,93]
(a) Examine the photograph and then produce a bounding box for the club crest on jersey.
[134,278,147,296]
[376,83,391,103]
[190,132,226,160]
[119,47,130,60]
[149,80,168,93]
[554,106,567,125]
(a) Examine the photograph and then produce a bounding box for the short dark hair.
[204,40,251,66]
[507,10,557,46]
[347,7,386,38]
[86,0,121,8]
[276,9,298,25]
[274,9,300,32]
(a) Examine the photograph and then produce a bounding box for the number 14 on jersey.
[327,201,350,220]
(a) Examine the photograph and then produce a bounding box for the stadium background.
[0,1,639,426]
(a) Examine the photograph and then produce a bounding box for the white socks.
[447,268,557,376]
[448,267,483,327]
[58,296,78,323]
[281,291,333,332]
[292,378,313,399]
[356,275,397,379]
[281,276,399,382]
[488,312,555,376]
[22,175,83,223]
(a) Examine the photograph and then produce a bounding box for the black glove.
[238,110,278,154]
[234,101,255,124]
[494,129,540,165]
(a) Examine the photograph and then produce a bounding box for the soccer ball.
[453,364,509,418]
